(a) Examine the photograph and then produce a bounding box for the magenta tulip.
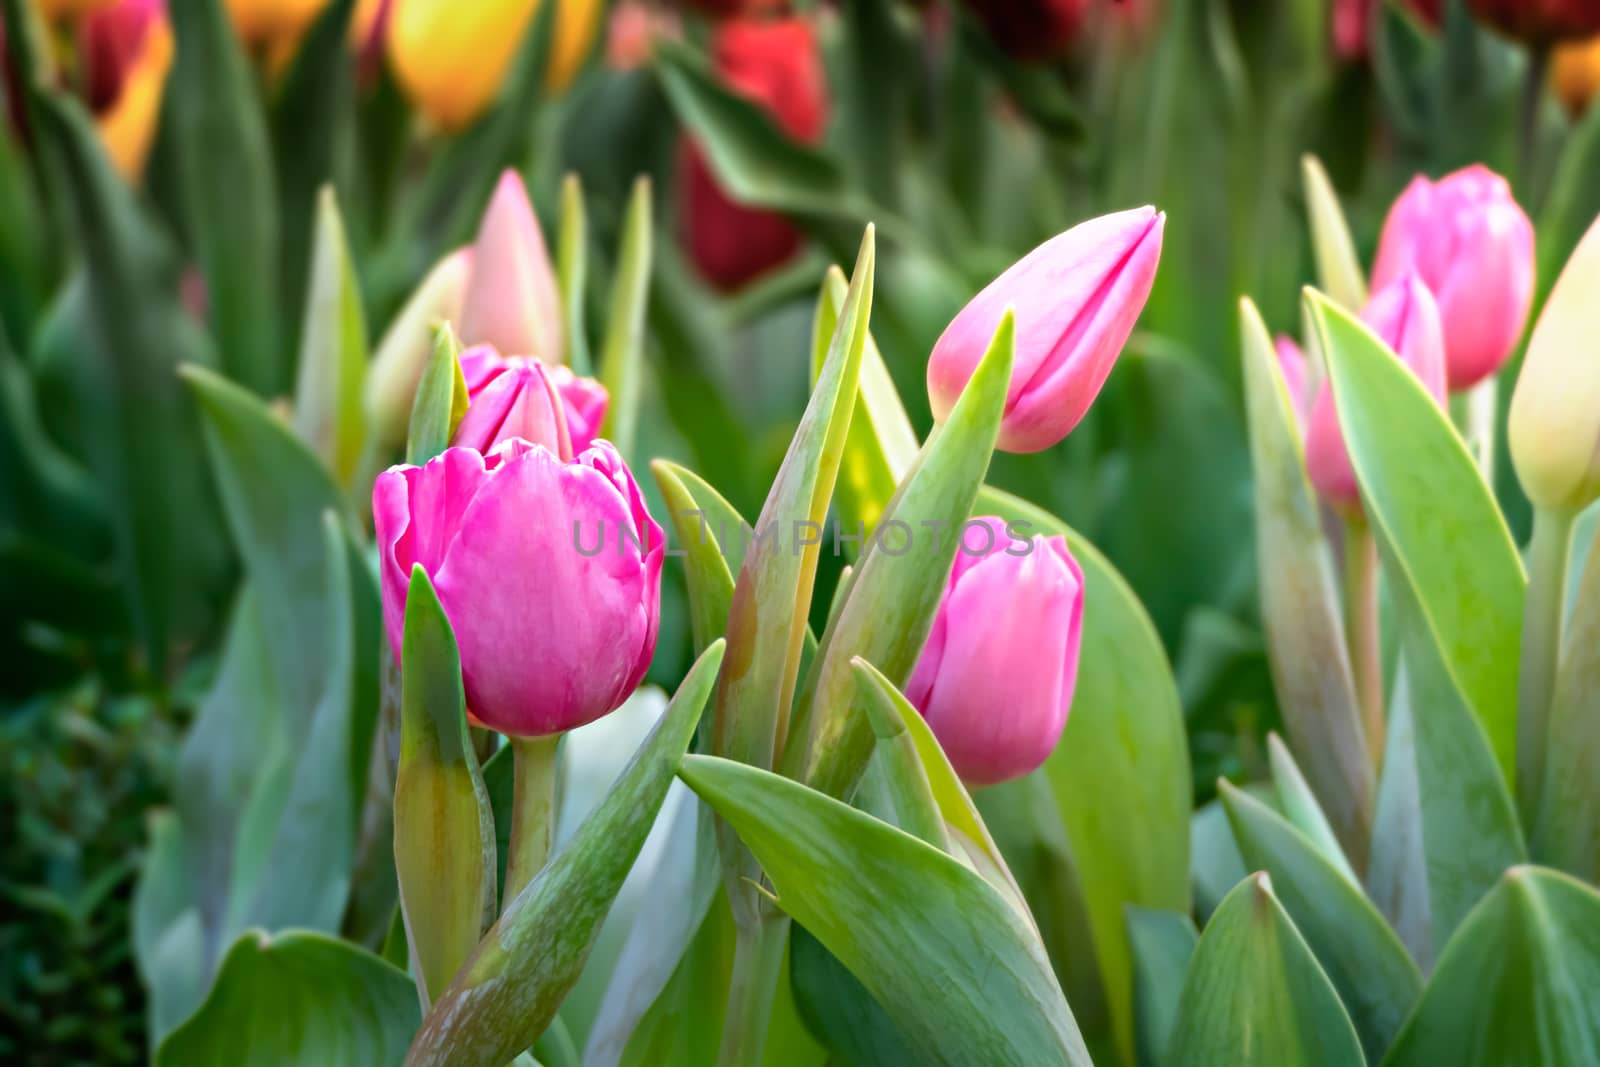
[373,439,662,737]
[454,346,608,455]
[927,207,1164,454]
[906,516,1084,787]
[1370,165,1535,390]
[460,169,564,364]
[1306,275,1448,510]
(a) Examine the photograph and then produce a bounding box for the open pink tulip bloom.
[927,206,1164,453]
[460,170,565,363]
[374,439,662,738]
[907,517,1085,787]
[1306,274,1448,510]
[1371,164,1535,390]
[455,346,608,454]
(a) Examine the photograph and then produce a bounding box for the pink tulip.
[460,170,564,364]
[1306,275,1448,510]
[1275,334,1310,429]
[927,207,1164,454]
[1371,165,1535,390]
[373,439,662,737]
[906,517,1084,786]
[454,346,608,455]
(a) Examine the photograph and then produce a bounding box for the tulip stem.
[1519,43,1552,193]
[1462,376,1498,481]
[504,733,562,910]
[1343,518,1385,770]
[1517,506,1576,820]
[718,914,789,1067]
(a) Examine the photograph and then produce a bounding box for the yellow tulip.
[1553,36,1600,117]
[388,0,601,130]
[1509,214,1600,513]
[34,0,115,21]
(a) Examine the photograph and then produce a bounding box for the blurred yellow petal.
[1553,36,1600,117]
[34,0,116,22]
[225,0,330,47]
[389,0,600,130]
[95,17,171,180]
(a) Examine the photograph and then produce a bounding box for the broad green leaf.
[1191,799,1249,923]
[33,95,231,672]
[1366,676,1433,970]
[852,659,948,851]
[1240,297,1373,862]
[1220,783,1421,1061]
[1372,0,1437,144]
[154,931,419,1066]
[653,40,872,224]
[1533,520,1600,882]
[1300,155,1366,311]
[977,485,1190,1067]
[1390,588,1526,951]
[131,810,206,1050]
[711,229,872,925]
[597,176,651,461]
[406,641,725,1067]
[1267,733,1357,885]
[809,265,919,541]
[1310,291,1524,785]
[292,187,370,488]
[679,755,1092,1066]
[784,312,1010,802]
[169,0,283,395]
[1124,907,1196,1067]
[557,174,591,375]
[405,325,469,465]
[395,568,496,1004]
[271,0,356,345]
[789,924,917,1067]
[1385,867,1600,1065]
[1167,874,1364,1067]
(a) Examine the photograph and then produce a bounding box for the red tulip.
[1469,0,1600,44]
[678,16,827,290]
[962,0,1089,62]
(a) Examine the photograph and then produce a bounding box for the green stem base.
[505,733,561,909]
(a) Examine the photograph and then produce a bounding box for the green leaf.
[1309,290,1524,784]
[395,568,496,1004]
[406,640,725,1067]
[597,176,651,461]
[169,0,284,395]
[977,486,1191,1067]
[1365,681,1433,969]
[154,931,419,1067]
[132,810,206,1050]
[292,187,370,488]
[789,924,917,1067]
[1220,782,1421,1061]
[679,755,1092,1067]
[809,265,919,542]
[653,460,739,656]
[32,95,231,673]
[405,325,469,466]
[784,311,1010,802]
[1166,874,1364,1067]
[1267,733,1358,885]
[1124,907,1196,1067]
[711,227,873,929]
[557,174,591,375]
[1385,867,1600,1065]
[1191,798,1249,923]
[271,0,356,346]
[1533,520,1600,882]
[1300,155,1366,311]
[1239,297,1373,862]
[1538,92,1600,310]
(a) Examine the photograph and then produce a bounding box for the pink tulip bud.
[454,346,608,456]
[374,439,663,738]
[1371,165,1535,390]
[1306,275,1448,510]
[926,207,1164,454]
[906,517,1084,786]
[1275,334,1310,430]
[460,170,564,364]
